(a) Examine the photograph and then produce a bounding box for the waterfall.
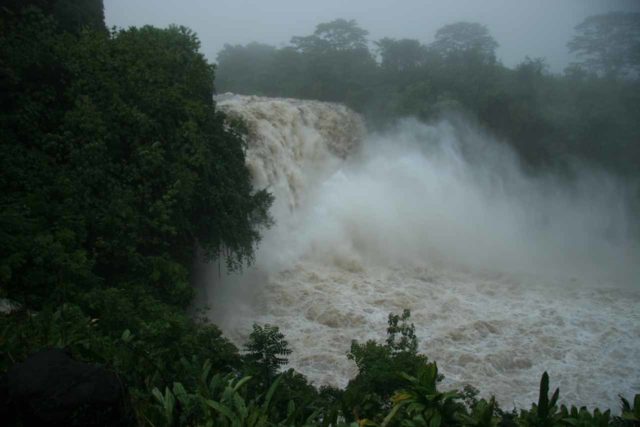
[202,94,640,410]
[216,94,364,212]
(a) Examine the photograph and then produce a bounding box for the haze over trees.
[216,15,640,175]
[431,22,498,63]
[568,11,640,79]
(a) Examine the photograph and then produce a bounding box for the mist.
[263,118,639,284]
[104,0,640,73]
[197,95,640,409]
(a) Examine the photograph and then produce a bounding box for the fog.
[104,0,640,72]
[198,95,640,408]
[211,96,639,293]
[286,119,638,284]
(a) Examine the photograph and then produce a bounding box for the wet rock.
[2,348,127,426]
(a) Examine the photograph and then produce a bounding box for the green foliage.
[456,397,500,427]
[568,12,640,79]
[618,395,640,426]
[387,363,464,427]
[386,309,419,355]
[0,297,241,395]
[144,367,324,427]
[1,305,96,371]
[291,18,369,52]
[216,42,279,95]
[376,38,428,73]
[0,7,273,426]
[431,22,499,64]
[0,3,272,309]
[3,302,636,426]
[518,372,561,427]
[146,369,282,426]
[217,18,377,110]
[1,0,106,33]
[345,310,430,422]
[559,405,611,427]
[243,324,292,385]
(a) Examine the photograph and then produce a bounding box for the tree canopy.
[1,0,106,32]
[431,21,499,63]
[291,18,369,53]
[216,42,278,95]
[0,5,272,307]
[568,11,640,78]
[376,38,428,72]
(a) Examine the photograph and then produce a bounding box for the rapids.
[200,94,640,410]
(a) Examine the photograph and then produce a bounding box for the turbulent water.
[200,94,640,410]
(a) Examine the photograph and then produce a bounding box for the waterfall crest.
[216,94,364,211]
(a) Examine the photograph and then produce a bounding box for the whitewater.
[198,94,640,410]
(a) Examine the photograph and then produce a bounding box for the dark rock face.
[2,348,126,426]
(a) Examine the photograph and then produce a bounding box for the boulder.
[2,348,126,426]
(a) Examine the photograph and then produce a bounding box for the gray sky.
[104,0,640,72]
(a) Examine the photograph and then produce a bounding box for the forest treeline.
[1,1,639,426]
[216,17,640,175]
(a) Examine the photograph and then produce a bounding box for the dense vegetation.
[0,1,272,423]
[216,17,640,175]
[1,2,638,426]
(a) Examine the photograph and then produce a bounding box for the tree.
[431,21,498,63]
[568,12,640,79]
[243,324,291,384]
[215,42,278,95]
[385,363,463,427]
[344,310,429,422]
[376,38,428,72]
[291,18,368,53]
[385,309,418,354]
[0,7,273,307]
[1,0,106,32]
[289,19,376,108]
